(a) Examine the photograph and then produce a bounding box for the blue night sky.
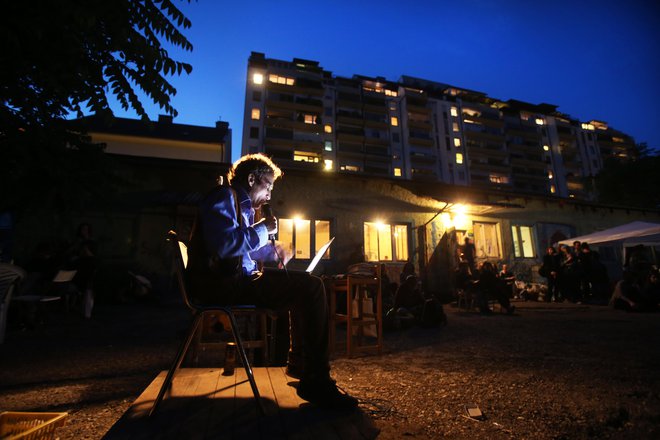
[109,0,660,161]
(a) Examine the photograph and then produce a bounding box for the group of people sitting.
[609,267,660,312]
[454,260,516,315]
[539,241,610,304]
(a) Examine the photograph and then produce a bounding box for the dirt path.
[1,301,659,439]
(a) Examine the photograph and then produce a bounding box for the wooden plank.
[174,368,223,440]
[105,368,379,440]
[253,367,287,439]
[202,367,245,439]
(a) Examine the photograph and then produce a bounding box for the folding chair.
[150,231,269,416]
[0,263,26,344]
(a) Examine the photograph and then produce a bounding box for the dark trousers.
[236,270,330,379]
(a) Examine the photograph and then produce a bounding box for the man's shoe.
[285,363,303,379]
[297,378,358,410]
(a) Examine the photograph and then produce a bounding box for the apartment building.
[242,52,637,200]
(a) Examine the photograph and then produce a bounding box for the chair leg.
[150,312,205,416]
[225,311,265,415]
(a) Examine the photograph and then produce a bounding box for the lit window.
[452,122,459,132]
[294,219,311,259]
[512,225,534,258]
[543,145,550,151]
[548,171,553,179]
[268,74,295,86]
[450,107,458,117]
[456,153,463,164]
[251,108,260,120]
[581,123,595,131]
[385,89,398,97]
[253,73,264,84]
[304,114,315,124]
[535,118,545,125]
[454,138,461,147]
[550,185,556,193]
[340,165,360,172]
[293,151,320,163]
[363,222,408,262]
[324,141,333,151]
[394,167,402,177]
[315,220,331,257]
[489,174,508,184]
[324,124,333,133]
[473,222,501,258]
[278,217,330,262]
[390,116,398,126]
[324,159,333,171]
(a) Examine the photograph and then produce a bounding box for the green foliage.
[594,147,660,209]
[1,0,193,128]
[0,0,193,220]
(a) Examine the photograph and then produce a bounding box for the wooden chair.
[328,264,383,358]
[150,231,272,416]
[0,263,26,344]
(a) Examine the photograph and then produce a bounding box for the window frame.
[511,224,536,259]
[363,221,410,262]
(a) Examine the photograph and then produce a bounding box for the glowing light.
[293,215,306,227]
[543,145,550,151]
[374,220,387,231]
[452,204,467,215]
[453,213,468,230]
[253,73,263,84]
[324,159,333,171]
[535,118,545,125]
[441,213,452,228]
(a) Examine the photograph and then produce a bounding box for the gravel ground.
[1,299,659,439]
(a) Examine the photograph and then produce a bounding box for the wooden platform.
[103,367,379,439]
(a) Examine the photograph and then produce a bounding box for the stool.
[328,266,383,358]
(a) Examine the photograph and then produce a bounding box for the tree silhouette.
[0,0,193,220]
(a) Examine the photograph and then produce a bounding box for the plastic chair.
[150,231,267,416]
[0,263,26,344]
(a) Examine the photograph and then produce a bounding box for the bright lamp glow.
[253,73,264,84]
[452,204,467,215]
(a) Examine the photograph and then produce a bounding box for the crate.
[0,412,67,440]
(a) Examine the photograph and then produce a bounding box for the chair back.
[53,270,77,283]
[1,263,26,343]
[167,231,196,311]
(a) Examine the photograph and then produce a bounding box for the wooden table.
[327,272,383,358]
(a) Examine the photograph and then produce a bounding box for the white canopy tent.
[557,221,660,280]
[557,221,660,248]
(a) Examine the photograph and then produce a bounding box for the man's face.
[247,172,274,209]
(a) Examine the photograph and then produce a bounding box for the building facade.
[50,112,655,303]
[242,52,637,201]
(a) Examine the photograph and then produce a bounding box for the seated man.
[186,153,357,409]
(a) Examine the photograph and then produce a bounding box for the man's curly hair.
[227,153,283,186]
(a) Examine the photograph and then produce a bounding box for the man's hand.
[274,243,292,266]
[264,215,278,236]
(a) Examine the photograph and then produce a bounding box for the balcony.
[462,114,504,129]
[408,119,433,131]
[506,128,540,140]
[469,161,511,173]
[464,129,505,143]
[509,156,546,169]
[410,153,437,165]
[266,98,321,114]
[408,135,434,147]
[467,145,508,159]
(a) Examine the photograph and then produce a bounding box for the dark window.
[392,133,400,143]
[325,106,333,116]
[249,127,259,139]
[253,91,262,101]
